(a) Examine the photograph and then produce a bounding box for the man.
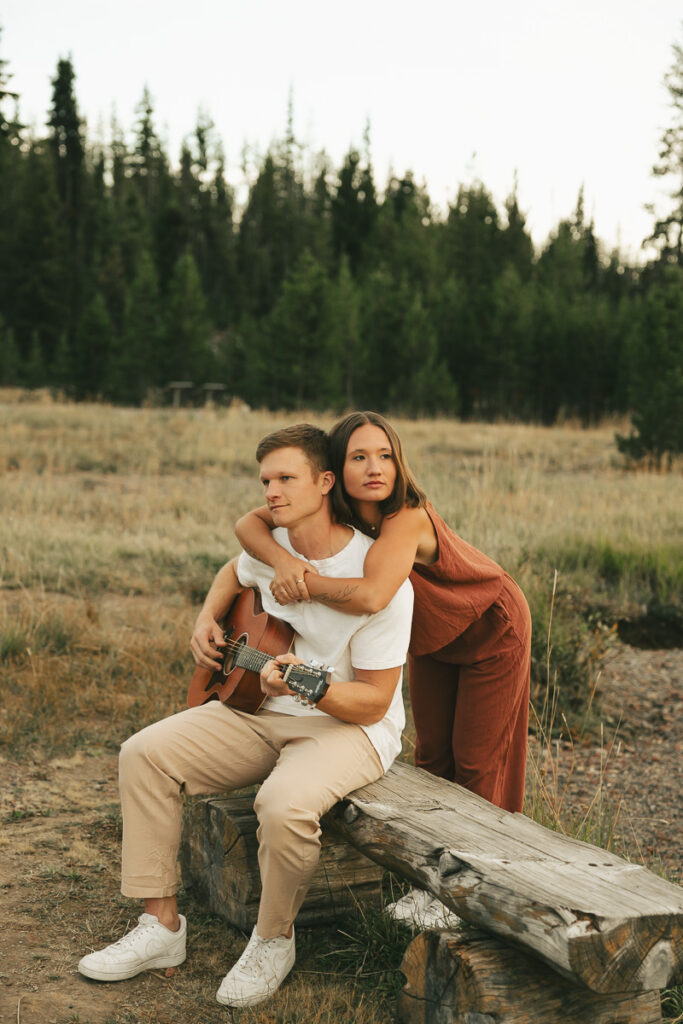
[78,424,413,1008]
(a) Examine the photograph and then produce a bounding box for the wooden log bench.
[181,761,683,1023]
[179,794,384,930]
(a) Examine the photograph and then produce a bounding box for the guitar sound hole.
[222,634,247,676]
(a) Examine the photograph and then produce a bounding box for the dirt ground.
[1,642,681,1024]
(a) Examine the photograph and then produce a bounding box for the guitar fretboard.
[232,643,272,675]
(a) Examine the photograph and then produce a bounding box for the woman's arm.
[234,506,316,602]
[305,506,430,615]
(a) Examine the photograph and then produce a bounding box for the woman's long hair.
[328,411,427,530]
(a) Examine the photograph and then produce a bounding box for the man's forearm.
[317,681,390,726]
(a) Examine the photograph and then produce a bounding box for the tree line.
[0,35,681,453]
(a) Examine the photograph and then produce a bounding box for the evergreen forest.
[0,35,682,455]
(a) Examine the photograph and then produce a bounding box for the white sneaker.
[385,888,462,930]
[216,926,295,1008]
[385,887,433,924]
[420,897,463,930]
[78,913,186,981]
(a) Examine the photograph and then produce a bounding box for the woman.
[235,411,531,928]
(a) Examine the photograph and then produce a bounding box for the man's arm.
[260,653,401,726]
[190,557,244,671]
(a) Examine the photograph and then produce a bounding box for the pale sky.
[3,1,682,262]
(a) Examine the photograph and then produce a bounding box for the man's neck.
[287,515,353,562]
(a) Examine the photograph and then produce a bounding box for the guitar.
[186,587,331,714]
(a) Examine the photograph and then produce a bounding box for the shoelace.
[237,937,281,978]
[108,917,157,950]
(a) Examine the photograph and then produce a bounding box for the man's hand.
[259,653,302,697]
[190,616,227,671]
[269,553,318,605]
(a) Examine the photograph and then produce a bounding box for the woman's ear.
[321,470,335,495]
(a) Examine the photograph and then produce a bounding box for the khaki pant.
[118,702,383,938]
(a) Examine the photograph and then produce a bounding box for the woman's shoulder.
[381,503,437,564]
[382,503,431,533]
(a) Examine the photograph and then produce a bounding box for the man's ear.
[320,470,335,495]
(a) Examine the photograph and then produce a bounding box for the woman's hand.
[269,552,318,605]
[259,653,302,697]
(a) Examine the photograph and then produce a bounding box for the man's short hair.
[256,423,331,477]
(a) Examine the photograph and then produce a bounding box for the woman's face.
[343,423,397,504]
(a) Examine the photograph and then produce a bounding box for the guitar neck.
[233,643,274,675]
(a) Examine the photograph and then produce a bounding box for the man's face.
[259,446,332,529]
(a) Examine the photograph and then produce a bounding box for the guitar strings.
[217,639,319,677]
[218,638,271,671]
[220,639,268,659]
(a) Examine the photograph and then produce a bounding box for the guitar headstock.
[283,661,331,705]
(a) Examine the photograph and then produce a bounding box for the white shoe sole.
[78,951,186,982]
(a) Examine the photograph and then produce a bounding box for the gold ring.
[296,578,304,584]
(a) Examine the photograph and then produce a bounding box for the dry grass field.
[1,391,681,1024]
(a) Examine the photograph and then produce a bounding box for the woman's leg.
[449,633,530,811]
[408,652,460,780]
[417,578,531,811]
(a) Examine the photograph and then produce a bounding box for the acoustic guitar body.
[186,588,294,714]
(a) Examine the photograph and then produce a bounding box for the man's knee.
[254,786,320,848]
[119,723,166,790]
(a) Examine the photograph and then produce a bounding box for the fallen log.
[399,927,663,1024]
[322,760,683,994]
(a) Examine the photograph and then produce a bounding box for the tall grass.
[524,571,623,849]
[2,396,681,1023]
[2,398,681,755]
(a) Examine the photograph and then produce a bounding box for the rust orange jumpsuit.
[408,504,531,813]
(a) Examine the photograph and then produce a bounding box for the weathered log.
[179,795,383,929]
[322,761,683,994]
[399,927,663,1024]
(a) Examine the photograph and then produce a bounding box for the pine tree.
[50,331,72,394]
[72,291,115,399]
[488,265,535,418]
[0,28,21,141]
[357,265,406,408]
[130,86,167,214]
[203,144,238,326]
[10,141,68,361]
[0,318,20,385]
[0,34,23,333]
[645,31,683,265]
[47,57,85,341]
[110,250,164,403]
[616,266,683,466]
[324,256,363,408]
[439,183,505,415]
[374,172,439,292]
[23,331,46,389]
[48,58,84,214]
[163,249,211,384]
[331,148,378,273]
[500,179,534,280]
[260,248,332,408]
[238,131,321,317]
[388,289,459,415]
